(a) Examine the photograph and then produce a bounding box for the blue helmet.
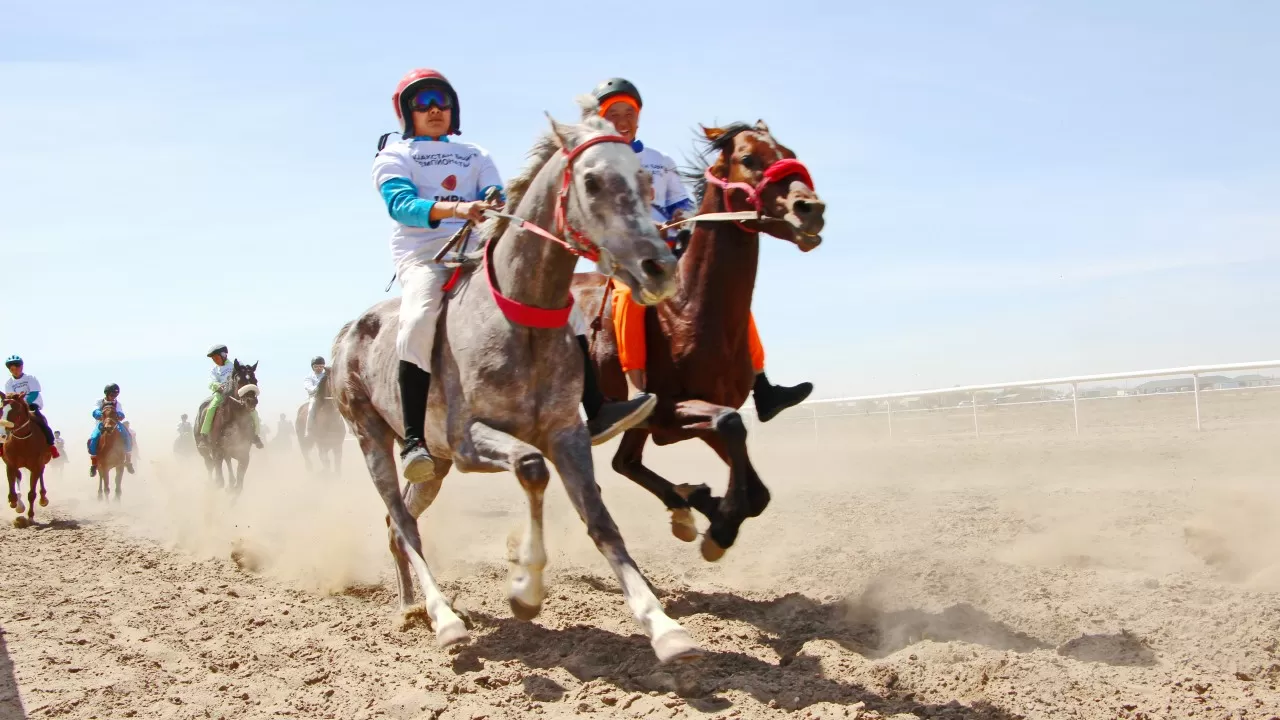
[4,355,22,368]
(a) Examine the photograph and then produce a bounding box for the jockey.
[176,414,192,436]
[372,68,655,483]
[301,356,325,440]
[198,344,263,450]
[592,79,815,422]
[53,431,66,460]
[3,356,60,457]
[89,383,135,475]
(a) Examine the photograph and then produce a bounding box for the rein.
[480,133,630,328]
[661,156,816,234]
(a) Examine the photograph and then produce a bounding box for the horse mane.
[680,122,754,206]
[484,97,617,241]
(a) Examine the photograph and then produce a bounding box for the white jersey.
[303,371,325,398]
[372,138,502,266]
[210,363,234,389]
[634,142,694,225]
[4,373,43,409]
[95,398,126,418]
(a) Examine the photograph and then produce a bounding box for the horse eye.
[740,155,761,171]
[583,173,601,195]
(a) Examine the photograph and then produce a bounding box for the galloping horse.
[194,360,260,493]
[1,393,52,526]
[573,121,826,561]
[331,108,700,663]
[92,402,127,501]
[296,372,345,474]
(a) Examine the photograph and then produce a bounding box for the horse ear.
[545,112,577,151]
[754,119,771,134]
[701,125,727,142]
[251,362,258,372]
[233,359,241,370]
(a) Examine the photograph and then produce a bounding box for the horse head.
[0,393,30,430]
[100,401,119,433]
[231,360,261,412]
[547,111,678,305]
[701,121,826,251]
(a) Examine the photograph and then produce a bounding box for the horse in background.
[1,393,52,527]
[92,402,127,501]
[296,371,345,474]
[195,360,260,493]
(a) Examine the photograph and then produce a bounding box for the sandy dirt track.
[2,391,1280,720]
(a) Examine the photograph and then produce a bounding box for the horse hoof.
[652,627,702,665]
[14,501,25,514]
[700,535,726,562]
[435,620,470,649]
[7,500,15,509]
[12,516,29,529]
[508,596,542,621]
[38,496,48,507]
[669,508,698,543]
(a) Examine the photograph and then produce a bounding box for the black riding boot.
[752,371,814,422]
[578,335,656,445]
[32,408,56,448]
[397,360,436,483]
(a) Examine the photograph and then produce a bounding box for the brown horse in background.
[295,372,345,474]
[573,121,826,561]
[1,393,52,527]
[93,402,127,501]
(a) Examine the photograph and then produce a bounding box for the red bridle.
[703,157,815,227]
[480,133,631,328]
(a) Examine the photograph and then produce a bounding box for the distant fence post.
[1072,382,1080,435]
[1193,373,1202,431]
[886,403,894,439]
[971,393,979,437]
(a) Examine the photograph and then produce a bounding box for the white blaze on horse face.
[0,403,11,428]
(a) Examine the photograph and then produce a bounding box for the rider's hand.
[454,201,497,223]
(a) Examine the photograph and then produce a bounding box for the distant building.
[1234,374,1278,388]
[1136,378,1194,394]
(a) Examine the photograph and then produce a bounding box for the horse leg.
[38,469,48,507]
[26,471,37,520]
[454,421,549,620]
[611,430,716,543]
[547,426,700,664]
[658,399,759,561]
[235,453,249,493]
[356,420,466,647]
[11,470,25,514]
[114,467,123,501]
[688,406,764,562]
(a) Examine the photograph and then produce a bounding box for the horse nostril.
[641,259,667,279]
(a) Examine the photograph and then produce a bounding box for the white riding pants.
[396,257,591,372]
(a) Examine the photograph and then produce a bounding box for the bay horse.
[330,107,700,663]
[573,121,826,561]
[194,360,260,493]
[93,402,127,501]
[296,372,345,474]
[1,393,52,527]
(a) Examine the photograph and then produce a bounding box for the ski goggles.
[410,88,452,111]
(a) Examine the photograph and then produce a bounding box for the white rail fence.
[749,360,1280,438]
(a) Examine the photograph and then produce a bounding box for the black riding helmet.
[592,78,642,109]
[104,383,120,396]
[311,356,326,366]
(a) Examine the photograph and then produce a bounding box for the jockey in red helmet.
[372,69,656,483]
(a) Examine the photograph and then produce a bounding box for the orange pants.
[612,284,765,373]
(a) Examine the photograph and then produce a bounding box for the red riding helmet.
[392,68,461,136]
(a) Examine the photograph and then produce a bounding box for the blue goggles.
[410,88,452,111]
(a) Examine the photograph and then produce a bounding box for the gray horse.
[330,107,700,663]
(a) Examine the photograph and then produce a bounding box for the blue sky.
[2,1,1278,441]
